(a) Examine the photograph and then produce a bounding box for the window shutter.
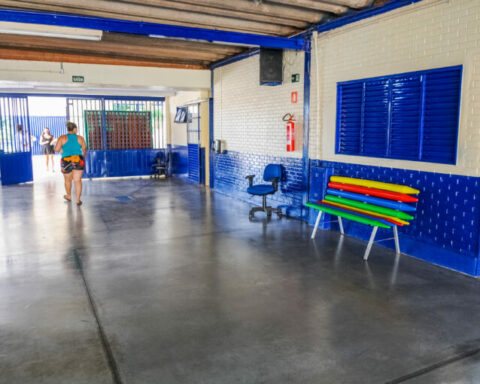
[337,82,362,155]
[422,68,461,164]
[390,74,422,160]
[335,66,461,165]
[362,79,389,156]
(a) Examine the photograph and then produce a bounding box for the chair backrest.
[155,150,166,164]
[263,164,282,182]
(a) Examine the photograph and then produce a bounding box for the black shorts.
[61,155,85,174]
[42,144,54,155]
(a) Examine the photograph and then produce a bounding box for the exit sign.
[72,75,84,83]
[291,73,300,83]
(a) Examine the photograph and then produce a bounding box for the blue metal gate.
[66,96,165,178]
[0,96,33,185]
[187,104,201,184]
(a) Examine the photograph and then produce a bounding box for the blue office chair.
[246,164,283,219]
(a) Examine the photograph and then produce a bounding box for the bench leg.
[311,211,323,239]
[393,225,400,254]
[338,216,344,235]
[363,226,378,261]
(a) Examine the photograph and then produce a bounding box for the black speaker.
[260,48,283,85]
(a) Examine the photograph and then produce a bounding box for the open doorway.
[0,93,166,186]
[28,96,66,180]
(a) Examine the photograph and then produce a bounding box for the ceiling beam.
[0,1,263,35]
[0,8,306,50]
[102,33,244,56]
[0,48,207,69]
[10,0,299,36]
[167,0,326,23]
[0,33,231,62]
[318,0,373,8]
[120,0,308,28]
[265,0,348,14]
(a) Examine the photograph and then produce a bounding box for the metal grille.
[0,96,31,153]
[67,97,164,150]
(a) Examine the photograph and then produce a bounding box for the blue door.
[0,96,33,185]
[187,104,201,184]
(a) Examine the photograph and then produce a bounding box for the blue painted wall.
[84,149,161,178]
[170,145,188,175]
[309,160,480,276]
[0,151,33,185]
[213,150,304,218]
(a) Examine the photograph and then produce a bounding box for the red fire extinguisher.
[283,113,295,152]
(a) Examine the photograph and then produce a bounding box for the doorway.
[0,93,166,186]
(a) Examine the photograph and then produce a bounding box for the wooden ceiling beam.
[120,0,308,28]
[102,33,244,56]
[0,34,229,62]
[167,0,326,23]
[318,0,373,9]
[265,0,348,14]
[0,1,263,35]
[0,47,207,69]
[13,0,299,36]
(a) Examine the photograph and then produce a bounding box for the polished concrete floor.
[1,177,480,384]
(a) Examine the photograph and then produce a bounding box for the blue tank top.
[62,134,83,158]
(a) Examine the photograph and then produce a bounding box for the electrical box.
[214,139,226,154]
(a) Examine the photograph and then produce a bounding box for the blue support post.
[209,70,215,188]
[302,37,312,218]
[0,9,305,51]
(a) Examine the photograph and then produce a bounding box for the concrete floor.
[1,177,480,384]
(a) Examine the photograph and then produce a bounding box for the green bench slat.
[306,202,391,229]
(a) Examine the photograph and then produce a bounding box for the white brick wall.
[311,0,480,176]
[214,50,304,158]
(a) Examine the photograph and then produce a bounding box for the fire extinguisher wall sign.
[283,113,295,152]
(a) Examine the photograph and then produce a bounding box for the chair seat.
[247,184,275,195]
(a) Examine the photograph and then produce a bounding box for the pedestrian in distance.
[40,127,56,172]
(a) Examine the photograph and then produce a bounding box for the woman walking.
[40,127,56,172]
[55,122,87,206]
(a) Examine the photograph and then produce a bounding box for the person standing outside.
[54,122,87,205]
[40,127,56,172]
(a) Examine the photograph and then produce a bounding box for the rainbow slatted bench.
[306,176,420,260]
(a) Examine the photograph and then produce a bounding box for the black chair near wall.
[151,150,170,179]
[246,164,283,219]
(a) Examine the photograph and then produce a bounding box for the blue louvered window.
[336,66,462,164]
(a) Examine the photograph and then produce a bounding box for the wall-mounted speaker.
[260,48,283,86]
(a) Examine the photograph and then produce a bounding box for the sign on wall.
[72,75,85,83]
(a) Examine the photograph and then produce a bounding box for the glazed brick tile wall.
[311,160,480,259]
[214,151,304,217]
[213,50,305,159]
[311,0,480,177]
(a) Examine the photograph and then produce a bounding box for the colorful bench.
[306,176,419,260]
